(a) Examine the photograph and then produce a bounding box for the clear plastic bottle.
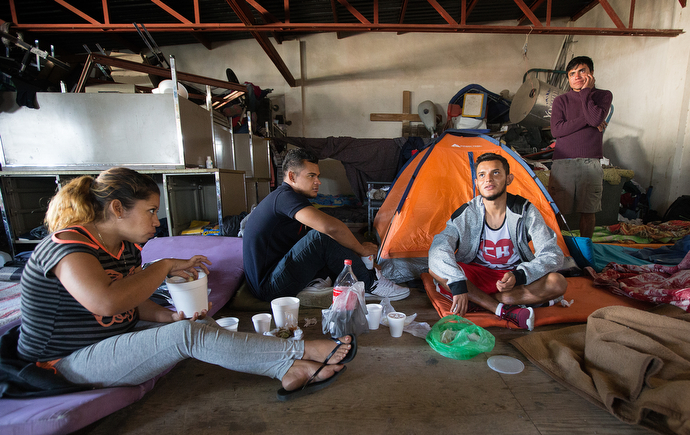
[333,259,357,304]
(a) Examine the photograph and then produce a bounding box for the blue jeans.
[258,230,376,301]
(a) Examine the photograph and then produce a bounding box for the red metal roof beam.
[629,0,635,28]
[102,0,110,25]
[517,0,546,26]
[226,0,296,87]
[9,0,18,24]
[54,0,102,25]
[513,0,543,27]
[572,1,599,21]
[246,0,285,43]
[150,0,212,49]
[336,0,371,25]
[597,0,626,29]
[427,0,458,25]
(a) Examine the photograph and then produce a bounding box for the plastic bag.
[426,315,495,360]
[322,282,368,337]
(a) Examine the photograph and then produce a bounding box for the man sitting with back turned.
[428,153,567,330]
[243,148,409,302]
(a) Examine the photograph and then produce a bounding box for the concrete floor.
[79,282,651,435]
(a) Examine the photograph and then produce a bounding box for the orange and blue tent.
[374,130,570,282]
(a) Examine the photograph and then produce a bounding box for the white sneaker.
[301,277,332,293]
[297,277,333,308]
[366,276,410,301]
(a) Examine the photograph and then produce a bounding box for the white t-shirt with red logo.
[474,220,521,270]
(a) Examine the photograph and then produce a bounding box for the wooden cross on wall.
[370,90,428,138]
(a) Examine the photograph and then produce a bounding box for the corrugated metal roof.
[0,0,653,56]
[0,1,683,88]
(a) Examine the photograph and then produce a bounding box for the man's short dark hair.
[283,148,319,176]
[476,152,510,175]
[566,56,594,73]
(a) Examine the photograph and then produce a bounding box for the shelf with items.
[0,169,247,258]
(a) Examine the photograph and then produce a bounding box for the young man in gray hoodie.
[428,153,567,330]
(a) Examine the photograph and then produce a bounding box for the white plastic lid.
[487,355,524,374]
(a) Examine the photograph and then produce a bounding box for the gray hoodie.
[428,193,564,295]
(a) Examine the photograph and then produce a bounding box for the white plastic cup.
[361,255,374,270]
[166,272,208,319]
[252,313,272,334]
[366,303,383,330]
[387,312,407,338]
[216,317,239,331]
[270,296,300,328]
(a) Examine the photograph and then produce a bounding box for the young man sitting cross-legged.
[428,153,568,330]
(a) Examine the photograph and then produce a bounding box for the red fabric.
[585,250,690,312]
[423,273,653,329]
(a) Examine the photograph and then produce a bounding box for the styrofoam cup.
[387,312,406,338]
[252,313,272,333]
[216,317,239,331]
[361,255,374,269]
[166,272,208,319]
[366,303,383,330]
[271,296,300,328]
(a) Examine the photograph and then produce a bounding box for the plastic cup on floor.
[271,296,300,328]
[166,272,208,319]
[216,317,239,331]
[252,313,272,333]
[387,312,406,338]
[366,303,383,330]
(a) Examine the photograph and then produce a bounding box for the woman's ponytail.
[44,176,100,232]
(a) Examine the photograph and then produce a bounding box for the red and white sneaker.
[499,304,535,331]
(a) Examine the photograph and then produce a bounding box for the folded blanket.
[512,306,690,434]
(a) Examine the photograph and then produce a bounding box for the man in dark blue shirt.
[243,148,409,302]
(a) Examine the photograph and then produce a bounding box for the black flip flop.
[276,365,347,401]
[325,334,357,365]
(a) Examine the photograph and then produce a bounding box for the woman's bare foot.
[281,360,344,392]
[302,336,352,364]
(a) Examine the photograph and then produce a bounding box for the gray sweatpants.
[54,318,304,388]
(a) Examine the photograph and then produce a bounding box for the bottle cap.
[344,259,352,265]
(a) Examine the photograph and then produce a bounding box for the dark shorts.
[548,158,603,215]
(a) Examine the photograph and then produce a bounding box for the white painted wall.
[166,1,688,214]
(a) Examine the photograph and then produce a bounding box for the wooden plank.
[402,90,412,137]
[369,113,421,122]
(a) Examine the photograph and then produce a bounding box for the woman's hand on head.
[168,255,212,279]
